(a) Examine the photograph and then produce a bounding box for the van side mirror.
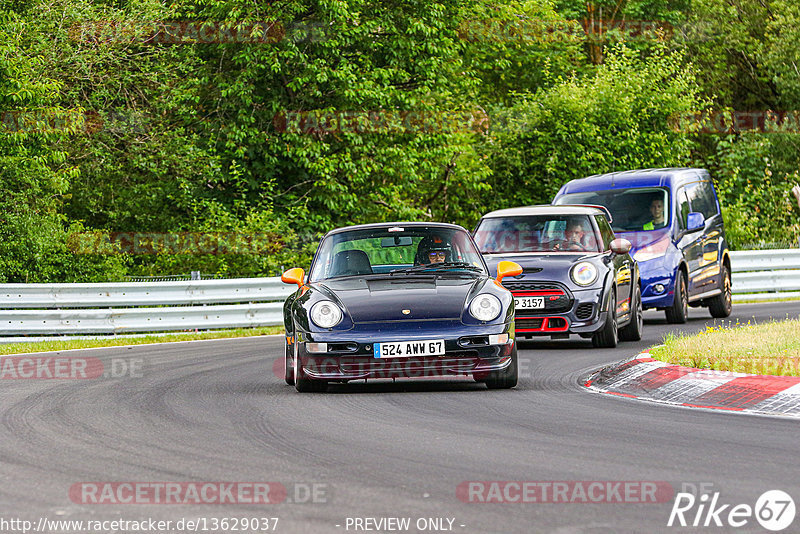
[686,212,705,232]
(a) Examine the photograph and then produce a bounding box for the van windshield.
[555,188,669,232]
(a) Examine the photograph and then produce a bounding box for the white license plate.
[373,339,446,358]
[514,296,545,310]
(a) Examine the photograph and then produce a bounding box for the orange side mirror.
[281,267,305,289]
[496,261,523,284]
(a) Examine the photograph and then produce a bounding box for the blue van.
[553,168,732,323]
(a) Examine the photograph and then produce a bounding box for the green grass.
[0,326,284,356]
[650,318,800,376]
[734,296,800,304]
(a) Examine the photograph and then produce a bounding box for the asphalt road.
[1,302,799,534]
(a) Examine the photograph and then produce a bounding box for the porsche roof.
[324,221,467,236]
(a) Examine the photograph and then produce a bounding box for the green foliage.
[706,135,800,248]
[3,0,799,282]
[0,9,126,282]
[458,0,585,103]
[484,44,704,210]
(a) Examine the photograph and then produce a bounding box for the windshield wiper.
[389,262,484,275]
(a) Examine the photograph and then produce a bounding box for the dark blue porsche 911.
[280,222,522,392]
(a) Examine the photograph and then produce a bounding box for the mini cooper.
[473,205,642,347]
[281,222,523,392]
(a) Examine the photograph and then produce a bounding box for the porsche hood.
[313,276,484,323]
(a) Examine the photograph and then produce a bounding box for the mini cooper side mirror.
[496,261,523,284]
[281,267,305,288]
[610,238,632,255]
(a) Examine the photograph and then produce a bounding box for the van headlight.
[310,300,343,328]
[469,294,502,321]
[571,262,598,286]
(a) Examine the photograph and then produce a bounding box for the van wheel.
[708,264,732,318]
[665,272,688,324]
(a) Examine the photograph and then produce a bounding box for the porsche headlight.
[469,294,502,322]
[310,300,343,328]
[571,262,598,286]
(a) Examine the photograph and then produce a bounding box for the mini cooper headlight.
[310,300,343,328]
[571,262,598,286]
[469,294,502,322]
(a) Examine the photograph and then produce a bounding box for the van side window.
[685,181,717,219]
[698,181,720,217]
[677,188,690,230]
[594,215,615,250]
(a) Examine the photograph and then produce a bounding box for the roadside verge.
[584,353,800,418]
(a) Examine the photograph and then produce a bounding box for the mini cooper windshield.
[309,226,487,281]
[474,214,603,254]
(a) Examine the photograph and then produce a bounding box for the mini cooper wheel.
[665,271,688,324]
[592,290,618,348]
[294,342,327,393]
[708,264,732,318]
[619,285,643,342]
[484,344,518,389]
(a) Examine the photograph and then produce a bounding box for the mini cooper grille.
[576,303,594,320]
[503,282,562,291]
[516,318,544,330]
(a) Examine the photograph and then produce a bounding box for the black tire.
[708,263,733,318]
[294,342,327,393]
[665,271,688,324]
[592,290,618,348]
[284,337,294,385]
[619,285,643,342]
[484,344,518,389]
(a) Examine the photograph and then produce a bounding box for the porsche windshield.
[309,226,486,280]
[555,188,670,232]
[474,215,602,253]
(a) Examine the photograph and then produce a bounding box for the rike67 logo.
[668,488,795,531]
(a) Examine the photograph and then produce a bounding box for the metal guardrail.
[0,249,797,336]
[730,249,800,301]
[1,278,293,308]
[0,277,295,335]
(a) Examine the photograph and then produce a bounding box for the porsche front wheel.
[294,342,327,393]
[284,337,294,385]
[484,344,518,389]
